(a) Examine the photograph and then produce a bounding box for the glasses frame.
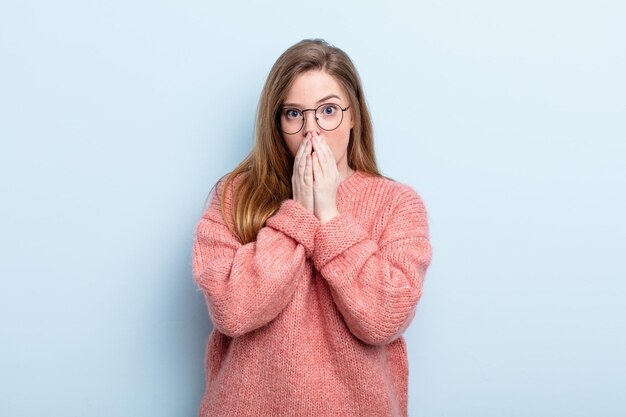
[277,103,352,135]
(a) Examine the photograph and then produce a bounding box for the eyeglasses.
[277,103,351,135]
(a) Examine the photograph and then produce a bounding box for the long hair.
[208,38,386,244]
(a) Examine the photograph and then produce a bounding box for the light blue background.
[1,1,624,416]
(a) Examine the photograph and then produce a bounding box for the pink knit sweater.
[192,169,432,417]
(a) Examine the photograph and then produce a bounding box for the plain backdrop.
[1,1,624,416]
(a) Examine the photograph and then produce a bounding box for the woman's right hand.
[291,132,314,214]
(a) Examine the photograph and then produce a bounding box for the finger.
[293,144,305,181]
[311,133,327,176]
[319,135,333,159]
[315,132,333,162]
[315,132,332,164]
[294,138,311,196]
[312,151,320,179]
[304,153,313,185]
[305,138,312,166]
[317,134,338,177]
[298,137,312,171]
[295,136,308,162]
[324,143,337,175]
[299,133,309,151]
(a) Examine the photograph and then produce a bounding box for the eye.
[284,109,301,119]
[322,104,338,115]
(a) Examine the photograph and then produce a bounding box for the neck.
[338,163,355,183]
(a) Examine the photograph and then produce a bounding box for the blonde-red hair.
[209,38,386,244]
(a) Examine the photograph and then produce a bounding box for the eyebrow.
[282,94,342,108]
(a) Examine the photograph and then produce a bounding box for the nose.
[302,110,319,136]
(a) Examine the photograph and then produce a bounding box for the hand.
[291,132,314,214]
[310,131,340,224]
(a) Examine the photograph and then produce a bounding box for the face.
[279,70,354,171]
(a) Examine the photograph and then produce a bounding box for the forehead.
[284,70,346,104]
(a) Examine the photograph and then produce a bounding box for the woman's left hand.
[311,131,340,224]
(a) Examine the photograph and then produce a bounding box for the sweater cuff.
[265,199,320,258]
[312,211,369,270]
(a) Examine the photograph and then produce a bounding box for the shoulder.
[215,171,248,199]
[364,172,430,235]
[202,170,249,219]
[362,171,427,209]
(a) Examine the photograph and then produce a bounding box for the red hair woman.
[192,38,433,417]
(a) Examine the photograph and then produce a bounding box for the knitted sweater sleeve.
[311,188,432,346]
[192,178,320,338]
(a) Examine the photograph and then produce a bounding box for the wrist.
[318,209,340,225]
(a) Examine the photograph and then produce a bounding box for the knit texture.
[192,170,432,417]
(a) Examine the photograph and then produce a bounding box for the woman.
[192,38,433,417]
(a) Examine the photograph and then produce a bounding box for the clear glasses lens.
[280,109,302,134]
[279,103,344,134]
[316,104,342,130]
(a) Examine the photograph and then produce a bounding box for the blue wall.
[1,1,624,415]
